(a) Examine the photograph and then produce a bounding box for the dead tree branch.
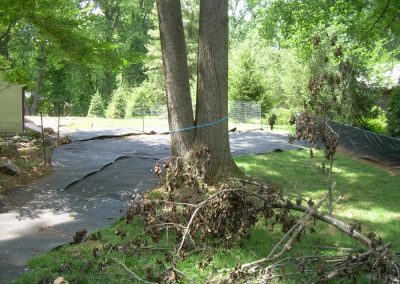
[243,192,329,271]
[130,177,395,282]
[111,257,157,284]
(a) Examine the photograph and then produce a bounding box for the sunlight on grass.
[337,207,400,223]
[236,149,400,251]
[67,116,169,130]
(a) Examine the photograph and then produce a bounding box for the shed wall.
[0,72,23,133]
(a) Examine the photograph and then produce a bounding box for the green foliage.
[106,87,127,119]
[255,0,398,127]
[387,87,400,138]
[0,0,150,115]
[229,32,308,115]
[229,48,270,112]
[229,0,258,42]
[305,27,380,125]
[126,83,164,118]
[262,48,308,110]
[347,80,380,126]
[259,0,400,60]
[359,108,388,135]
[266,107,295,126]
[87,91,105,117]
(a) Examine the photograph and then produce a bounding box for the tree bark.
[156,0,195,157]
[156,0,239,183]
[194,0,238,183]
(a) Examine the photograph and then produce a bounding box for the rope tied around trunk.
[168,115,228,133]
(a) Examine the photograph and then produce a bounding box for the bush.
[387,87,400,138]
[126,84,165,118]
[359,107,387,135]
[266,108,296,125]
[230,50,265,100]
[87,91,105,117]
[106,87,127,119]
[229,44,273,114]
[229,32,308,117]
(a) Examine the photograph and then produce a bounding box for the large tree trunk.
[194,0,238,183]
[156,0,239,183]
[156,0,195,157]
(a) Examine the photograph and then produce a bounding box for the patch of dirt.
[0,132,53,196]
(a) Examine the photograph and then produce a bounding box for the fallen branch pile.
[123,177,400,283]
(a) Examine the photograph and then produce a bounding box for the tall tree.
[156,0,195,158]
[0,0,121,115]
[258,0,400,59]
[255,0,399,125]
[194,0,237,180]
[157,0,238,183]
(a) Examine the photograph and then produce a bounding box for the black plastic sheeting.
[327,120,400,167]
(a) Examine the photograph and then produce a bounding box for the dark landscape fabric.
[328,120,400,167]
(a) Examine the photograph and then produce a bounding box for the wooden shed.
[0,70,24,133]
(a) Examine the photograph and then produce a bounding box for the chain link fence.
[33,101,263,134]
[228,101,262,131]
[129,100,262,132]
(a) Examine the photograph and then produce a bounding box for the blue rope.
[168,115,229,133]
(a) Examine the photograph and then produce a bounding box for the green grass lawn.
[236,150,400,248]
[267,124,296,134]
[66,116,170,131]
[14,150,400,283]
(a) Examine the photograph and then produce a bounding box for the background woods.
[0,0,398,137]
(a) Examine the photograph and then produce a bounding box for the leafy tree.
[1,0,119,68]
[258,0,400,58]
[306,27,380,125]
[229,31,308,116]
[106,86,127,119]
[87,91,105,117]
[87,0,154,98]
[1,0,148,115]
[387,87,400,137]
[229,47,270,113]
[126,83,164,118]
[157,0,239,183]
[255,0,399,125]
[229,0,260,43]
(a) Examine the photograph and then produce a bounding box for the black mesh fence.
[327,120,400,167]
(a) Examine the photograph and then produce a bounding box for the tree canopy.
[0,0,150,114]
[1,0,398,134]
